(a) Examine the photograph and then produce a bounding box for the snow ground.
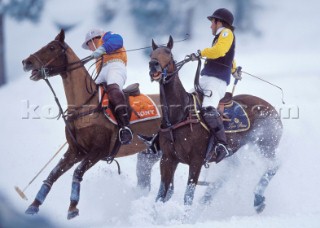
[1,0,320,227]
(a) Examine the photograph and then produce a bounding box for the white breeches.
[95,61,127,89]
[199,75,227,108]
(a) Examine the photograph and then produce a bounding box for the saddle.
[218,92,233,114]
[196,92,250,133]
[218,92,250,133]
[122,83,140,96]
[99,83,161,125]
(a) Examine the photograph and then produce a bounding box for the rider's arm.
[200,28,234,59]
[101,32,124,54]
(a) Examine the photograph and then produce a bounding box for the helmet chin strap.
[91,39,97,50]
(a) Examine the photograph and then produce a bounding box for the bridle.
[31,40,92,79]
[149,48,204,94]
[29,40,100,155]
[149,47,207,142]
[149,54,177,84]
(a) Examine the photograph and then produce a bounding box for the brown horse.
[21,29,161,219]
[148,36,283,212]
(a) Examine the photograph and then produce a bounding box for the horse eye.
[49,46,55,51]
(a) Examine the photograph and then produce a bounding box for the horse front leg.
[254,163,280,213]
[184,161,203,205]
[156,155,178,203]
[67,155,100,220]
[25,147,82,215]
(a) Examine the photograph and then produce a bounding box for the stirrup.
[215,143,230,156]
[119,126,133,145]
[137,133,159,154]
[215,143,231,163]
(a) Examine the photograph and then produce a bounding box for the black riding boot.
[106,83,133,145]
[115,106,133,145]
[201,106,231,163]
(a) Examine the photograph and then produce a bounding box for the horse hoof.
[255,202,266,213]
[199,195,212,205]
[67,208,79,220]
[25,205,39,215]
[254,194,266,213]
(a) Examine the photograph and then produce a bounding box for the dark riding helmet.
[207,8,234,26]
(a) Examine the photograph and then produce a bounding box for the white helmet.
[82,28,105,50]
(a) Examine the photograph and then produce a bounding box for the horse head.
[22,29,69,81]
[149,36,176,83]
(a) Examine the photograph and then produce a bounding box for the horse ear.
[55,29,65,42]
[152,39,158,50]
[167,35,173,49]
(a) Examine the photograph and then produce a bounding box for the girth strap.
[160,118,200,133]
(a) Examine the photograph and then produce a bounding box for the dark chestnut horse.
[148,36,283,212]
[21,29,161,219]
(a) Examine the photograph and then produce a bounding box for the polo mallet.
[231,66,242,95]
[14,141,68,200]
[231,78,239,95]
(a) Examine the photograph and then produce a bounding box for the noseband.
[149,52,177,84]
[30,40,92,79]
[30,40,69,79]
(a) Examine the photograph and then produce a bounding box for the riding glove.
[91,46,106,59]
[232,66,242,80]
[188,50,201,61]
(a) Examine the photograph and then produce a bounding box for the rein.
[44,78,90,154]
[160,93,207,142]
[33,41,98,154]
[35,40,93,78]
[158,55,205,141]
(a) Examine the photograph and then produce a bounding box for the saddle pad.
[99,87,161,125]
[223,101,250,133]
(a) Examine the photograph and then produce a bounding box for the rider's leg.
[106,83,133,144]
[200,76,230,163]
[201,106,231,163]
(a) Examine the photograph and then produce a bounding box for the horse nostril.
[22,59,33,71]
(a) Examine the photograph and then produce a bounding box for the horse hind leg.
[199,178,224,205]
[25,181,51,215]
[254,163,280,213]
[25,147,81,215]
[67,156,100,220]
[199,156,240,205]
[136,150,162,194]
[252,116,282,213]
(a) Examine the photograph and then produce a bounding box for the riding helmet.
[207,8,234,26]
[82,28,105,50]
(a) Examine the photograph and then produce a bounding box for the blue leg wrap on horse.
[156,182,165,202]
[156,182,174,202]
[70,181,80,202]
[35,182,51,204]
[254,194,265,207]
[184,184,196,205]
[255,167,278,196]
